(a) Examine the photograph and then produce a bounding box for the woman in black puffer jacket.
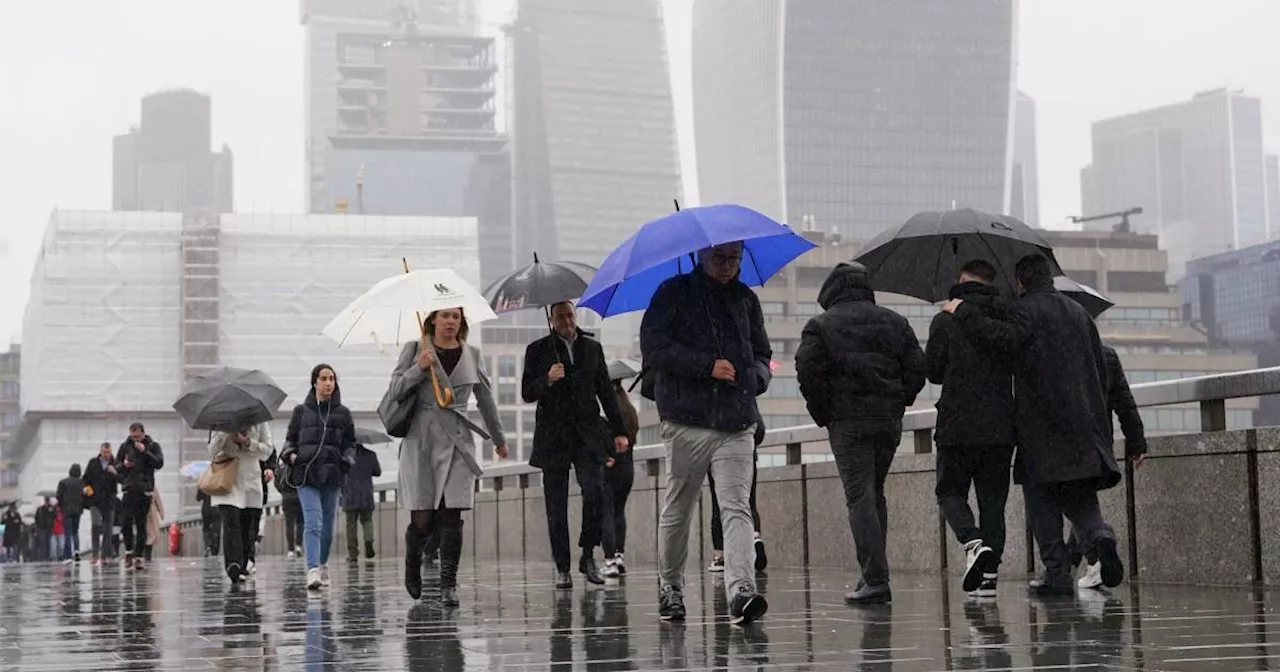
[281,363,356,591]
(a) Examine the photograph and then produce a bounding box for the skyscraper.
[1081,89,1271,280]
[1266,153,1279,240]
[691,0,1016,242]
[1011,90,1040,227]
[112,89,234,212]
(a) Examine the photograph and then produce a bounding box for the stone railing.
[165,367,1280,586]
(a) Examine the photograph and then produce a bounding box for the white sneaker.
[246,560,257,575]
[602,559,620,578]
[306,568,322,591]
[708,556,725,572]
[1077,560,1104,589]
[962,539,993,593]
[320,564,331,587]
[287,550,297,559]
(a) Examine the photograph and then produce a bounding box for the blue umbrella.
[578,204,817,317]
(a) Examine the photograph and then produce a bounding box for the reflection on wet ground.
[0,556,1277,670]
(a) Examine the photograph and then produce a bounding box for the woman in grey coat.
[387,307,508,605]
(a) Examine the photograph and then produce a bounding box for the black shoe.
[1028,575,1074,596]
[404,525,424,600]
[729,587,768,624]
[1096,538,1124,588]
[754,536,768,572]
[73,552,81,563]
[365,541,375,560]
[441,586,460,607]
[580,553,605,585]
[226,562,243,583]
[845,582,892,605]
[348,552,359,564]
[659,585,686,621]
[962,539,994,593]
[555,571,573,589]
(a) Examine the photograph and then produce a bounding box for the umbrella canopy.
[1054,275,1115,319]
[173,367,287,432]
[607,358,642,382]
[322,268,498,348]
[484,254,598,314]
[856,208,1063,303]
[579,204,817,317]
[354,427,393,445]
[180,461,211,480]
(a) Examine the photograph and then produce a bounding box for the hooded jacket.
[116,435,164,494]
[55,464,85,517]
[926,281,1015,447]
[795,262,927,432]
[282,384,356,490]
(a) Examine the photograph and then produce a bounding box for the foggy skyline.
[2,0,1279,346]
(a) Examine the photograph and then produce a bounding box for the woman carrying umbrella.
[206,422,274,583]
[385,308,509,606]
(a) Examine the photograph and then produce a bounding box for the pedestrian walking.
[34,497,55,562]
[197,489,222,557]
[50,504,66,561]
[342,443,382,562]
[385,308,509,606]
[926,260,1016,596]
[707,415,767,574]
[275,457,304,559]
[56,464,86,562]
[282,364,356,591]
[116,422,165,571]
[641,241,773,624]
[206,423,274,583]
[83,442,120,563]
[2,503,23,563]
[942,254,1125,595]
[795,262,927,605]
[601,375,640,578]
[522,301,630,589]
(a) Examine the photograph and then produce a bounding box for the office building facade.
[1011,90,1040,227]
[112,90,234,213]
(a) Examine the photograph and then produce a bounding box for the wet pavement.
[1,556,1278,671]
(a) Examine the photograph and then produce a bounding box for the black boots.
[438,514,463,594]
[404,523,425,600]
[365,540,375,560]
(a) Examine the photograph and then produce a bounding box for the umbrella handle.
[403,258,451,406]
[543,305,561,364]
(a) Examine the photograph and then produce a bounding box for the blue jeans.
[64,514,81,558]
[50,534,65,560]
[297,485,339,569]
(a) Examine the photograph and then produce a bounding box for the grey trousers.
[658,421,757,599]
[829,421,900,588]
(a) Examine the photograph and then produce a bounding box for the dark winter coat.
[795,263,927,433]
[2,509,21,546]
[83,453,120,508]
[956,287,1120,489]
[55,464,85,517]
[281,386,356,489]
[341,445,382,512]
[926,281,1015,447]
[640,267,772,433]
[604,385,642,463]
[1102,345,1148,458]
[116,435,165,494]
[34,504,56,532]
[522,329,628,471]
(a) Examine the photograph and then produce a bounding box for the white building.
[14,210,480,519]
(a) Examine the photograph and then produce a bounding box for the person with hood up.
[83,442,120,563]
[387,308,508,606]
[640,241,772,625]
[282,363,356,591]
[342,443,382,563]
[56,463,86,562]
[116,421,165,570]
[942,254,1125,595]
[206,422,274,583]
[795,261,927,605]
[925,259,1016,597]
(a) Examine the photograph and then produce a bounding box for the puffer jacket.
[116,435,165,494]
[795,262,927,432]
[281,386,355,489]
[926,281,1015,447]
[55,464,86,517]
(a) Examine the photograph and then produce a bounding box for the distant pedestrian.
[116,421,165,571]
[51,503,66,561]
[796,261,927,605]
[56,463,86,562]
[342,443,382,562]
[83,442,121,562]
[34,497,56,562]
[2,503,23,562]
[197,489,222,557]
[601,375,641,578]
[274,455,303,558]
[207,423,274,583]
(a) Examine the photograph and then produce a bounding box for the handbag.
[379,340,456,438]
[197,455,239,496]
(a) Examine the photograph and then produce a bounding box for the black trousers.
[935,443,1014,566]
[709,448,762,551]
[121,491,151,557]
[542,444,605,573]
[95,503,117,558]
[601,461,634,558]
[829,422,899,588]
[283,497,303,551]
[202,508,222,555]
[1024,478,1114,580]
[219,506,260,576]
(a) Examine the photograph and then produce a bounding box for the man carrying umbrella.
[641,241,772,624]
[523,300,631,588]
[942,254,1125,594]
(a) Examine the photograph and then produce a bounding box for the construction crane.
[1069,207,1144,234]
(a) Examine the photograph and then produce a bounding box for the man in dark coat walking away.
[116,421,165,570]
[343,444,382,562]
[523,301,631,589]
[926,259,1016,596]
[642,241,773,625]
[55,464,86,562]
[943,254,1124,595]
[796,262,927,605]
[83,442,120,562]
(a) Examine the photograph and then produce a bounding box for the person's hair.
[959,259,997,284]
[129,422,145,433]
[425,308,470,342]
[612,381,640,443]
[1014,254,1054,291]
[310,363,337,389]
[548,300,575,316]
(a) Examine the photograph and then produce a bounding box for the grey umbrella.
[856,208,1063,303]
[173,367,287,432]
[1054,275,1115,319]
[354,427,393,445]
[607,358,642,382]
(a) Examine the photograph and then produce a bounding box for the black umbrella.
[354,427,393,445]
[1054,275,1115,318]
[856,208,1063,303]
[173,367,287,432]
[483,253,598,314]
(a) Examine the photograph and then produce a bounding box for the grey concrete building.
[112,89,233,213]
[1081,89,1271,281]
[691,0,1017,243]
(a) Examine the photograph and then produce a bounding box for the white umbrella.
[322,268,499,348]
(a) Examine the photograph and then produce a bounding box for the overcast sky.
[1,0,1278,346]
